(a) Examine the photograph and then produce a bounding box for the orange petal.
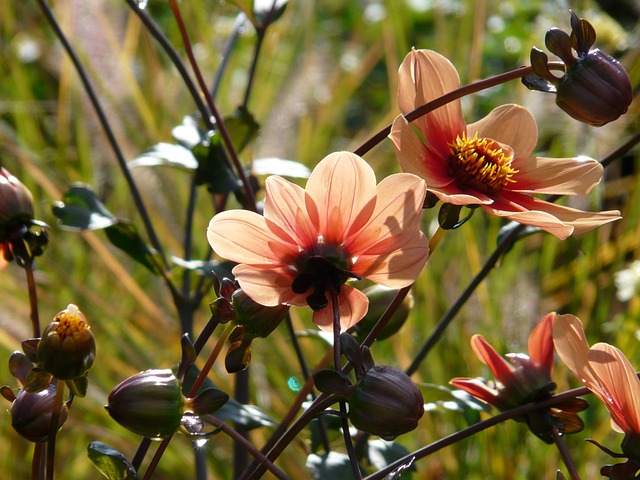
[467,104,537,160]
[389,115,454,188]
[512,156,604,195]
[552,314,596,386]
[528,313,556,375]
[305,152,376,245]
[263,176,317,247]
[312,285,369,333]
[398,49,465,159]
[450,377,500,405]
[208,210,298,265]
[470,335,515,383]
[232,263,303,307]
[588,343,640,435]
[355,240,428,288]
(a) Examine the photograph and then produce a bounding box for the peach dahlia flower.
[207,151,429,332]
[389,49,620,239]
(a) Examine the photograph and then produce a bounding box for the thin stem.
[142,436,172,480]
[211,13,246,99]
[340,400,362,480]
[193,315,221,357]
[23,256,40,338]
[233,368,250,477]
[243,28,265,108]
[131,437,152,472]
[552,426,581,480]
[31,442,45,480]
[36,0,169,270]
[353,62,564,158]
[187,323,235,398]
[45,381,64,480]
[168,0,258,212]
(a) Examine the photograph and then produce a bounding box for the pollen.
[448,133,518,194]
[52,304,89,338]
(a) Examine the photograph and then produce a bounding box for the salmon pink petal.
[232,263,303,307]
[471,335,515,384]
[450,377,500,405]
[347,173,426,253]
[263,176,317,247]
[305,152,376,244]
[527,313,556,375]
[208,210,299,265]
[399,50,465,159]
[467,105,537,159]
[553,314,597,386]
[0,246,7,270]
[355,239,428,288]
[511,156,604,195]
[312,286,369,333]
[588,343,640,435]
[389,116,454,188]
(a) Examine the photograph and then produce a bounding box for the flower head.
[390,49,621,239]
[207,151,428,332]
[526,11,633,127]
[451,313,587,442]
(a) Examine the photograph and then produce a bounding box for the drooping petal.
[467,104,538,160]
[528,313,556,375]
[450,377,500,405]
[305,152,377,244]
[511,155,604,195]
[232,263,303,307]
[588,343,640,435]
[399,50,466,160]
[263,176,317,247]
[553,314,597,387]
[355,240,428,288]
[312,286,369,333]
[208,210,299,265]
[470,335,515,384]
[389,115,455,188]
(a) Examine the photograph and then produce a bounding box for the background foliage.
[0,0,639,478]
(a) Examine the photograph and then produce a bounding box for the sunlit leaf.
[105,222,163,276]
[128,143,197,171]
[367,439,414,476]
[52,185,117,231]
[251,157,311,178]
[306,452,358,480]
[224,106,260,153]
[87,442,139,480]
[172,115,207,149]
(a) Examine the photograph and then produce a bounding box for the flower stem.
[142,436,172,480]
[552,426,581,480]
[31,442,44,480]
[131,437,152,472]
[187,323,235,398]
[45,380,64,480]
[353,62,564,158]
[168,0,258,213]
[23,256,40,338]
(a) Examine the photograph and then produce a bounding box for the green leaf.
[67,375,88,397]
[306,452,359,480]
[193,133,242,194]
[224,106,260,153]
[104,222,163,276]
[128,143,197,171]
[87,442,139,480]
[367,439,414,476]
[253,0,288,27]
[52,184,117,231]
[251,157,311,178]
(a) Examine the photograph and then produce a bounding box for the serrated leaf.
[128,143,197,171]
[252,157,311,178]
[105,222,163,275]
[52,184,117,231]
[87,442,139,480]
[306,452,359,480]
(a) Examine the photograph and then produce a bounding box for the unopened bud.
[231,288,289,337]
[348,365,424,440]
[38,304,96,380]
[106,369,184,439]
[0,167,33,243]
[11,384,68,443]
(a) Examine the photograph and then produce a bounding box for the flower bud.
[348,365,424,440]
[38,304,96,380]
[11,384,68,443]
[106,369,184,439]
[0,167,34,243]
[231,288,289,337]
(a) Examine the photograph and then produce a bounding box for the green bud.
[231,288,289,337]
[11,384,68,443]
[348,365,424,440]
[0,167,33,243]
[38,304,96,380]
[106,369,184,439]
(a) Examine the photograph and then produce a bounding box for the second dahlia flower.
[389,49,620,239]
[207,151,428,332]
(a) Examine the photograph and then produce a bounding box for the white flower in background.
[614,260,640,302]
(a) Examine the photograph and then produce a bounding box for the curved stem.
[142,435,171,480]
[243,28,265,108]
[168,0,257,213]
[131,437,152,472]
[23,256,40,338]
[36,0,169,271]
[187,323,235,398]
[552,426,581,480]
[212,13,246,99]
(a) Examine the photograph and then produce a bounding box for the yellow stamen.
[448,133,518,194]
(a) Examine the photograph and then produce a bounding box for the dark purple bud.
[11,383,68,443]
[0,167,34,243]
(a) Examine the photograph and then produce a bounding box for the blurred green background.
[0,0,639,478]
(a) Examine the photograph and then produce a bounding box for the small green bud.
[348,365,424,440]
[106,369,184,439]
[38,304,96,380]
[0,167,33,243]
[11,384,68,443]
[231,288,289,337]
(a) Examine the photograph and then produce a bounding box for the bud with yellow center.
[38,304,96,380]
